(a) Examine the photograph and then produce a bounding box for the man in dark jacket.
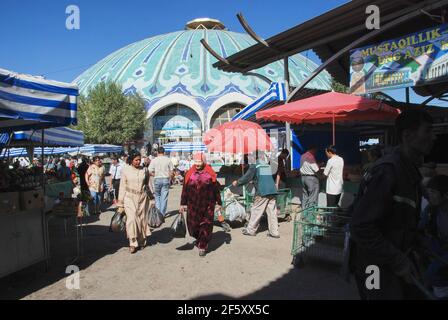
[350,109,435,300]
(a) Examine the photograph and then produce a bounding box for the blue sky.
[0,0,445,106]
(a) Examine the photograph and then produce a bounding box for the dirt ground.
[0,185,358,300]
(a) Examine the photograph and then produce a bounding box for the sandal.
[129,246,138,254]
[198,249,206,257]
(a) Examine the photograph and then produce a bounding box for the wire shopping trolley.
[291,206,351,276]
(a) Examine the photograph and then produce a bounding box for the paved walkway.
[0,185,358,300]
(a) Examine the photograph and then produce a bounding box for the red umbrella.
[203,120,273,154]
[256,92,400,144]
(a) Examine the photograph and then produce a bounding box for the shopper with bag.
[180,152,222,257]
[233,151,280,238]
[117,151,153,254]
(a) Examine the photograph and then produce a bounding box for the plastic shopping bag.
[148,205,165,228]
[170,213,187,238]
[226,200,246,222]
[110,209,126,233]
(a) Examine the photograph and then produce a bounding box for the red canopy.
[256,92,400,124]
[203,120,272,154]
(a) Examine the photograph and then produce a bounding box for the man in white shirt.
[148,147,174,217]
[109,156,122,200]
[323,145,344,207]
[171,152,180,169]
[178,157,188,175]
[300,146,320,209]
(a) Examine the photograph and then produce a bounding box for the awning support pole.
[332,113,336,145]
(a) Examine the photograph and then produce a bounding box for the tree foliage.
[76,82,147,144]
[331,79,349,93]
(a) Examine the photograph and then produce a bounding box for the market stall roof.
[232,82,287,121]
[0,68,79,133]
[256,92,400,124]
[10,127,84,147]
[75,144,123,156]
[213,0,448,87]
[232,81,329,122]
[0,147,79,158]
[163,142,207,153]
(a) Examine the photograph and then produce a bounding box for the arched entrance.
[152,104,202,145]
[209,103,245,129]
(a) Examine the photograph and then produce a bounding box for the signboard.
[350,24,448,94]
[153,115,201,138]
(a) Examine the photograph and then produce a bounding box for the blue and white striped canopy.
[0,147,78,158]
[0,68,79,133]
[77,144,123,155]
[232,82,287,121]
[0,133,9,146]
[0,148,27,158]
[163,142,207,153]
[13,127,84,147]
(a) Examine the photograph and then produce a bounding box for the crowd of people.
[8,109,445,299]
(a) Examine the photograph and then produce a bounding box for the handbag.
[110,208,127,232]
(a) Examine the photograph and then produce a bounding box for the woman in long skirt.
[180,152,222,257]
[117,151,152,254]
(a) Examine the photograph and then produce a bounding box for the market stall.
[70,144,123,156]
[1,126,84,202]
[255,92,400,207]
[0,67,79,278]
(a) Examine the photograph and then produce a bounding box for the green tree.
[331,79,349,93]
[76,82,147,144]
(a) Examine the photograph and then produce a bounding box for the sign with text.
[350,24,448,94]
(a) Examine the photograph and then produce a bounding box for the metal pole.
[406,87,410,104]
[41,129,50,269]
[332,113,336,145]
[284,57,292,170]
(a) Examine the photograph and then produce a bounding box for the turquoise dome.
[74,19,332,122]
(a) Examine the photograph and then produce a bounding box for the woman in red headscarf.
[179,152,222,257]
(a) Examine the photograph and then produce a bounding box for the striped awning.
[163,142,207,152]
[232,82,286,121]
[0,68,79,133]
[0,147,79,158]
[12,127,84,147]
[0,132,9,146]
[77,144,123,155]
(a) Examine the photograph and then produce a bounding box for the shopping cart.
[276,188,293,220]
[291,206,351,275]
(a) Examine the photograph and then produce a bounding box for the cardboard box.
[20,189,44,210]
[0,192,20,214]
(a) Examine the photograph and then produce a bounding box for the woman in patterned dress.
[180,152,222,257]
